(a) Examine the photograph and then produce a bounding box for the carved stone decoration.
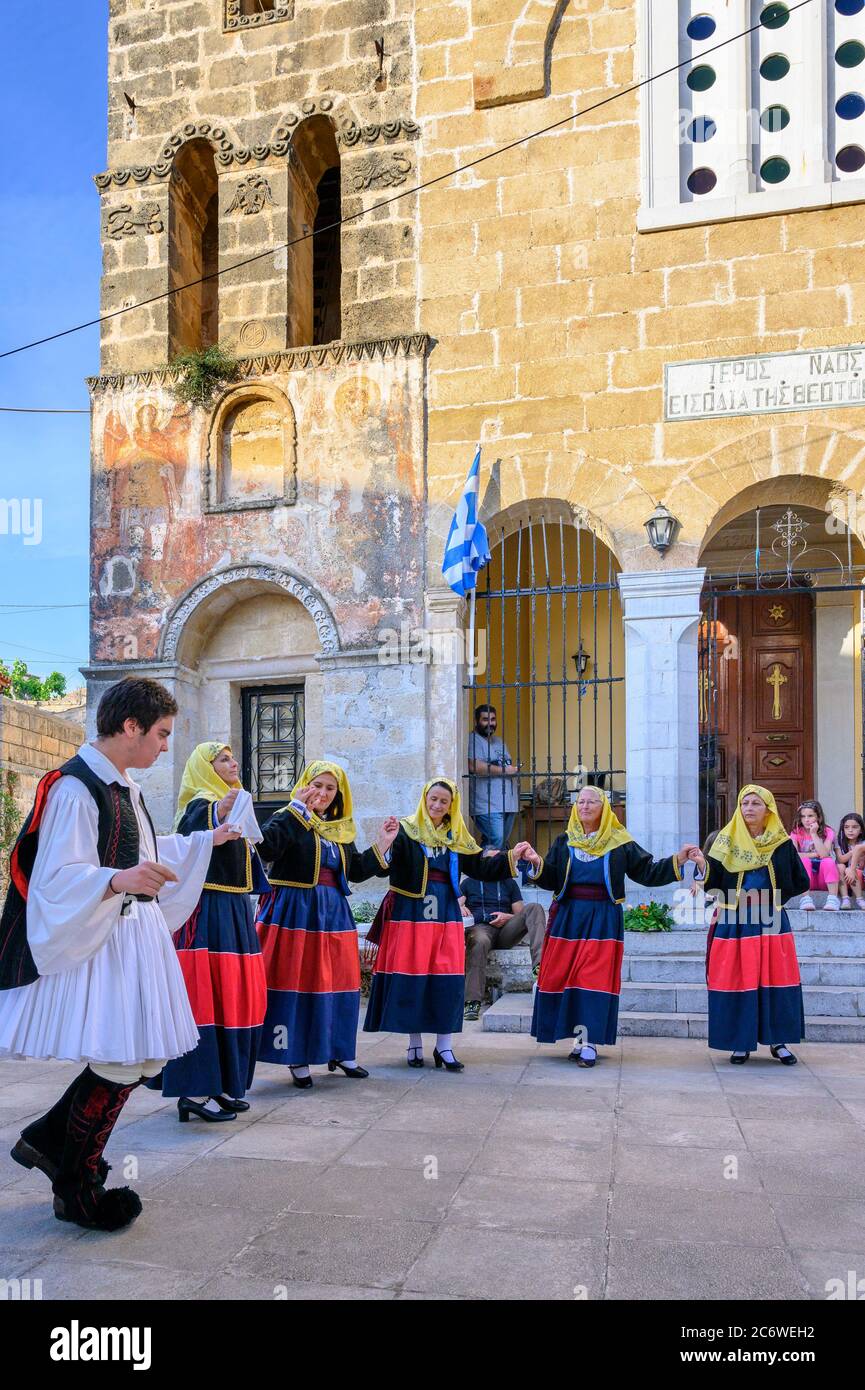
[347,152,413,192]
[106,202,164,239]
[227,173,274,215]
[86,333,432,395]
[93,105,420,188]
[160,564,340,660]
[224,0,292,30]
[339,116,420,148]
[239,321,267,349]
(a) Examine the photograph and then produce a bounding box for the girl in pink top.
[790,800,840,911]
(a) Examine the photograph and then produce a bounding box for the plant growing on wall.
[169,344,240,407]
[0,659,66,702]
[0,770,21,890]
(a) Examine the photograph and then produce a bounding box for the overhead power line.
[0,0,813,370]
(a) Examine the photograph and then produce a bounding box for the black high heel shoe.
[433,1047,464,1073]
[289,1067,313,1090]
[770,1044,798,1066]
[406,1047,425,1068]
[212,1095,250,1113]
[327,1060,369,1079]
[729,1052,751,1065]
[177,1097,236,1123]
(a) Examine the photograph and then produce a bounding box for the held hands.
[375,815,400,855]
[216,787,239,820]
[513,840,540,868]
[677,843,706,873]
[110,861,179,898]
[213,823,243,845]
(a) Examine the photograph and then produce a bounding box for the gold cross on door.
[766,662,787,720]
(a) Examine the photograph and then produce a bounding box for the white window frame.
[639,0,865,231]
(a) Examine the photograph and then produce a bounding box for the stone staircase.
[483,901,865,1042]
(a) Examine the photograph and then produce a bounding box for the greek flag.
[441,446,491,597]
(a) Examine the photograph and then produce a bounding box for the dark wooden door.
[703,591,813,834]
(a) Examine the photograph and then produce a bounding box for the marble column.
[617,568,705,858]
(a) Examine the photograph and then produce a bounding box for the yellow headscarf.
[566,790,634,856]
[400,777,481,854]
[174,741,239,829]
[287,760,356,844]
[708,783,789,873]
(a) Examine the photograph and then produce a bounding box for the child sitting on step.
[790,800,840,911]
[835,812,865,911]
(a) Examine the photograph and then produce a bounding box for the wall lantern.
[644,502,680,556]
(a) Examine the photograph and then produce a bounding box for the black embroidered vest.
[0,754,155,991]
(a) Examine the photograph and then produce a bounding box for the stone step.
[624,953,865,987]
[620,981,865,1017]
[481,993,865,1043]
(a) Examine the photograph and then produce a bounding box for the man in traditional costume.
[0,678,242,1230]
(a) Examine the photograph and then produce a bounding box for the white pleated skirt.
[0,905,199,1065]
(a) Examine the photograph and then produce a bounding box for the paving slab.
[403,1227,607,1300]
[1,1034,863,1299]
[606,1238,808,1301]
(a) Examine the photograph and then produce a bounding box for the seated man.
[461,848,547,1021]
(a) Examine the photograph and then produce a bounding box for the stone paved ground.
[1,1025,864,1301]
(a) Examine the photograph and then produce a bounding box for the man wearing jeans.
[460,850,546,1020]
[467,704,519,848]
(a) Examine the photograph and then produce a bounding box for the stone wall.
[0,698,82,885]
[417,0,865,575]
[100,0,421,370]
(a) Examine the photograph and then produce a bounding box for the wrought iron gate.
[699,506,865,841]
[464,515,625,850]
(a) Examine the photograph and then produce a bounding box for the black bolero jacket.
[258,803,384,891]
[523,833,682,904]
[178,797,271,895]
[701,837,810,910]
[381,826,517,900]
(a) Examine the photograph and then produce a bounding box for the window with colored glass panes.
[640,0,865,226]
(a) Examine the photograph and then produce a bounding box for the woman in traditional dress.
[255,761,398,1088]
[363,778,532,1071]
[697,784,809,1066]
[153,742,270,1122]
[519,787,696,1066]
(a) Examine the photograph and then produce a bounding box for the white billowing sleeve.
[26,778,125,975]
[154,830,216,933]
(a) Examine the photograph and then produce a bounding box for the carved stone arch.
[472,0,570,109]
[159,563,340,665]
[157,119,246,178]
[270,96,420,152]
[482,496,620,565]
[206,381,298,512]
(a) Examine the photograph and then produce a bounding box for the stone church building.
[83,0,865,860]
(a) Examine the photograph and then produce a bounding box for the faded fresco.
[89,348,427,666]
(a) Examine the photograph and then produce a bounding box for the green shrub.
[623,901,674,932]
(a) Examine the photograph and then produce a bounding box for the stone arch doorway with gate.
[463,504,624,856]
[699,499,865,840]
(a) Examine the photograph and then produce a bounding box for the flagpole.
[468,586,477,688]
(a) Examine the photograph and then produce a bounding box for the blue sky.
[0,2,107,688]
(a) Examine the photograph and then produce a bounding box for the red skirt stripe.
[257,921,361,994]
[176,949,268,1029]
[537,934,624,995]
[374,916,465,978]
[707,933,802,992]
